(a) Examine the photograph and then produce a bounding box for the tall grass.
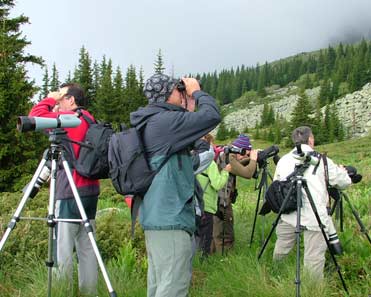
[0,136,371,296]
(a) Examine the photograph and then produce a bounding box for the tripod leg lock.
[45,260,54,268]
[83,220,94,233]
[46,215,56,227]
[7,217,20,230]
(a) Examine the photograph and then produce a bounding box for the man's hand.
[48,91,62,101]
[249,149,258,161]
[182,77,200,97]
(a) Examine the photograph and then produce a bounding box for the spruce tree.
[273,122,282,144]
[111,66,125,128]
[65,70,72,83]
[0,0,44,191]
[49,63,59,91]
[39,66,49,100]
[124,65,147,126]
[154,49,165,74]
[216,122,228,141]
[74,46,93,107]
[94,59,114,122]
[323,103,334,143]
[290,92,313,129]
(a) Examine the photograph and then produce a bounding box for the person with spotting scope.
[29,83,99,295]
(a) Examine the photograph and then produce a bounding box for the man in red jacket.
[29,83,99,296]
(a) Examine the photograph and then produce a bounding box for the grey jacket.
[130,90,221,233]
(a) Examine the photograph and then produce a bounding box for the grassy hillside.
[0,136,370,296]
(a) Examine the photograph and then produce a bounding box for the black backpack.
[108,121,171,237]
[108,122,170,196]
[259,179,298,215]
[74,113,114,179]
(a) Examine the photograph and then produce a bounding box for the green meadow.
[0,137,370,296]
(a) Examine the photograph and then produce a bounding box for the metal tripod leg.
[257,175,304,297]
[341,192,371,247]
[250,178,264,246]
[258,181,296,259]
[46,155,58,297]
[250,166,272,246]
[222,185,228,256]
[0,155,48,252]
[294,179,303,297]
[302,183,348,294]
[61,155,117,297]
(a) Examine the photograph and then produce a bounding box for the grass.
[1,136,371,296]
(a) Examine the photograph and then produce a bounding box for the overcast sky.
[12,0,371,87]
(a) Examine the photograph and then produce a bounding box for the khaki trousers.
[55,221,98,296]
[273,220,328,279]
[145,230,193,297]
[212,203,234,253]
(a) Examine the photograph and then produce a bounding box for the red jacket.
[29,97,100,200]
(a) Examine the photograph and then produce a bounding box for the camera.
[23,162,51,198]
[256,145,279,167]
[344,165,362,184]
[223,146,246,156]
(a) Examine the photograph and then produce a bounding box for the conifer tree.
[74,46,93,107]
[39,66,49,100]
[273,122,282,144]
[216,122,228,141]
[323,103,335,143]
[318,79,331,106]
[290,92,313,129]
[260,103,269,127]
[111,66,125,128]
[267,127,274,142]
[253,122,260,139]
[65,70,72,83]
[330,104,345,141]
[124,65,147,126]
[312,100,324,145]
[94,59,114,122]
[49,63,59,91]
[0,0,44,191]
[91,60,100,100]
[154,49,165,74]
[267,105,275,125]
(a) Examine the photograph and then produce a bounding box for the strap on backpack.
[130,153,173,238]
[67,109,96,149]
[130,116,173,238]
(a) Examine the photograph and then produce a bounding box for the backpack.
[259,179,298,215]
[74,113,114,179]
[108,123,170,196]
[108,121,171,237]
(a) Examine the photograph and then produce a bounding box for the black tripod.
[249,160,273,246]
[330,189,371,247]
[0,129,116,297]
[258,161,348,297]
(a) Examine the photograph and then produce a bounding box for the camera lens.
[23,165,51,198]
[329,232,343,255]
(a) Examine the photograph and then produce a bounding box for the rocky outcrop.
[223,83,371,137]
[332,83,371,137]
